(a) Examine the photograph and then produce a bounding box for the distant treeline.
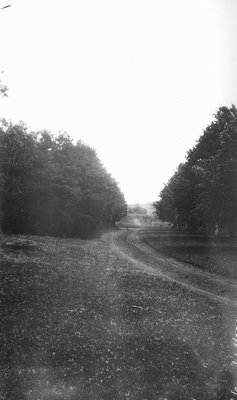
[0,123,127,238]
[154,105,237,236]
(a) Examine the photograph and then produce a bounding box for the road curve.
[104,229,237,307]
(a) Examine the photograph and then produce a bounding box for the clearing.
[0,230,237,399]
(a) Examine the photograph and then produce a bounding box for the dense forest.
[0,122,127,238]
[154,105,237,237]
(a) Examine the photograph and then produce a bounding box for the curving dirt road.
[105,229,237,307]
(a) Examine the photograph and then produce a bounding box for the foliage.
[128,204,147,215]
[0,123,127,237]
[154,105,237,236]
[154,163,202,230]
[0,73,8,97]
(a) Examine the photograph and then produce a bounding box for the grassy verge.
[141,231,237,280]
[0,233,235,399]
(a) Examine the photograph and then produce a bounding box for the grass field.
[141,231,237,280]
[0,233,236,399]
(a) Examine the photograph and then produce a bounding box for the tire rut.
[105,229,237,307]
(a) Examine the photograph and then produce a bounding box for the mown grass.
[142,232,237,280]
[0,233,235,399]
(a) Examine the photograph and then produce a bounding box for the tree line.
[154,105,237,237]
[0,123,127,238]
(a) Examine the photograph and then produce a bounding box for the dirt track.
[105,229,237,307]
[1,232,237,399]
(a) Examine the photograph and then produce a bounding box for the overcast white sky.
[0,0,237,204]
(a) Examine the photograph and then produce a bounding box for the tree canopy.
[0,123,127,237]
[154,105,237,236]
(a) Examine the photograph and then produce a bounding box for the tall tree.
[154,163,202,230]
[154,105,237,236]
[187,105,237,235]
[0,124,127,237]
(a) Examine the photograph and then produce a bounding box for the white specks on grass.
[24,367,78,399]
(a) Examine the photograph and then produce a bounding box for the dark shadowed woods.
[0,123,127,238]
